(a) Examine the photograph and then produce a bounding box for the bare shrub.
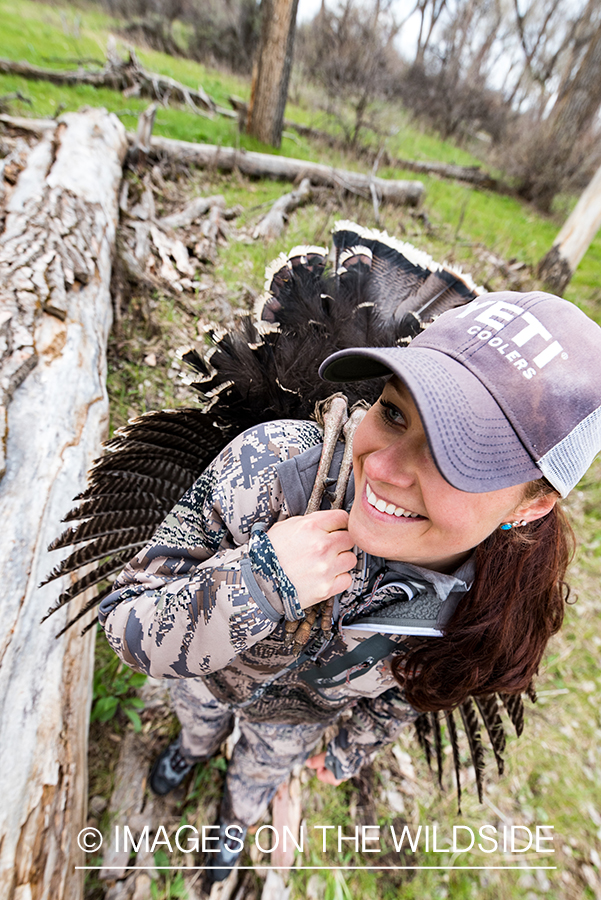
[397,63,511,144]
[296,0,403,146]
[89,0,260,74]
[492,111,601,212]
[186,0,260,75]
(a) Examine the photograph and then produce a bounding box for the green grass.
[2,0,601,317]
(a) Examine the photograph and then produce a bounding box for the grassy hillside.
[1,0,601,315]
[3,3,601,899]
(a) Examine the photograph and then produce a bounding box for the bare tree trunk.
[246,0,300,147]
[538,162,601,293]
[0,108,127,900]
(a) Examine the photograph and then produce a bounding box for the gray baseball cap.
[320,291,601,496]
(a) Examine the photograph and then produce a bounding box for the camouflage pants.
[170,678,334,827]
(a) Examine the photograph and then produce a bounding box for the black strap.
[300,632,407,688]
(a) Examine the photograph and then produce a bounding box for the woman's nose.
[364,435,417,487]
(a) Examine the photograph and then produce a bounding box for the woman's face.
[348,377,552,573]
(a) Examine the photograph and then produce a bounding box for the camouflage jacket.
[99,420,473,778]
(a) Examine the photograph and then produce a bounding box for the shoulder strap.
[300,633,409,688]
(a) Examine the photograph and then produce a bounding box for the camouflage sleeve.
[98,420,322,678]
[324,688,419,780]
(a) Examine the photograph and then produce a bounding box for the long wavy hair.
[391,481,575,711]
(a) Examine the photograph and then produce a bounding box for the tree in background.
[399,0,511,142]
[393,0,601,212]
[298,0,402,147]
[513,9,601,210]
[245,0,300,147]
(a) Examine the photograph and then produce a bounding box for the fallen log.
[227,97,499,190]
[142,135,425,206]
[0,108,127,900]
[390,156,499,189]
[0,51,216,113]
[253,177,312,240]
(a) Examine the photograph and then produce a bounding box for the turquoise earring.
[500,519,527,531]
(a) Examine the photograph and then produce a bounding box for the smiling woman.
[317,291,591,712]
[347,379,555,572]
[49,225,601,882]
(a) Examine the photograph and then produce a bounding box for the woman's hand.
[306,752,345,785]
[267,510,357,610]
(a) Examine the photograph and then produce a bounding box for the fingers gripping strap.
[248,524,304,621]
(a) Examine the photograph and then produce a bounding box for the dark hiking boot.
[206,822,247,884]
[149,739,196,795]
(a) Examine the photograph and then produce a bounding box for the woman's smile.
[348,377,539,573]
[364,481,424,519]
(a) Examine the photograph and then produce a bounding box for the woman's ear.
[510,492,558,525]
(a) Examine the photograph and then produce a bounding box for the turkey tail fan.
[458,697,486,803]
[332,220,483,326]
[189,302,391,426]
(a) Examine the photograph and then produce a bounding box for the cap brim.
[320,347,541,493]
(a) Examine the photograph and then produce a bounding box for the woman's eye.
[379,399,406,426]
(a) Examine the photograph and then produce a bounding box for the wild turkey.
[41,220,531,808]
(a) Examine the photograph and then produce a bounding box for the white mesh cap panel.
[537,404,601,497]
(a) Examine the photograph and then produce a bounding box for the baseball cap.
[320,291,601,496]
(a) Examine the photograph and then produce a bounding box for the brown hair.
[391,482,575,711]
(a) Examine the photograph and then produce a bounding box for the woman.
[99,289,601,881]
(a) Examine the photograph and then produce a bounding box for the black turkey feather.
[444,708,463,813]
[431,710,444,788]
[42,220,534,805]
[458,697,486,804]
[473,693,507,776]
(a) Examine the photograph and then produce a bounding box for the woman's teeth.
[366,484,420,518]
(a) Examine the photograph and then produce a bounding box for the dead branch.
[0,111,57,135]
[131,101,158,168]
[0,49,216,114]
[390,155,499,189]
[158,193,226,229]
[253,177,312,240]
